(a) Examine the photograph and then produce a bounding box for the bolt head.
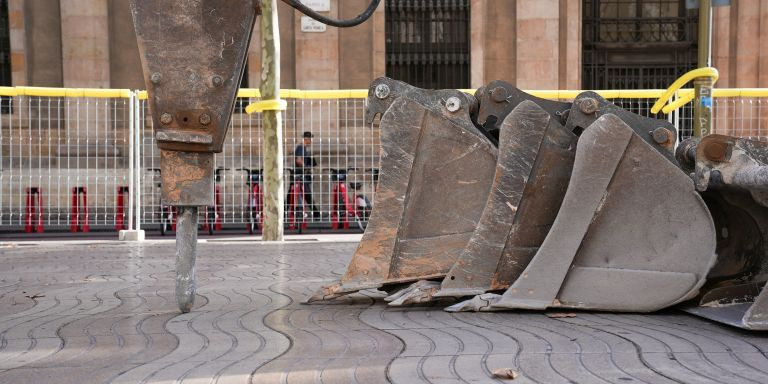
[160,113,173,125]
[490,87,508,103]
[374,84,390,99]
[651,127,671,144]
[703,141,728,162]
[445,97,462,112]
[578,98,599,114]
[199,113,211,126]
[212,75,223,87]
[150,72,162,84]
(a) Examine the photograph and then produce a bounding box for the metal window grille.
[582,0,699,90]
[385,0,470,89]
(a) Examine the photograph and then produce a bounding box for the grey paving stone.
[0,240,767,384]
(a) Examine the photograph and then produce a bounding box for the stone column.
[516,0,560,89]
[559,0,581,90]
[734,0,759,88]
[759,0,768,88]
[339,0,376,89]
[8,0,26,86]
[469,0,486,89]
[294,0,339,89]
[371,2,386,79]
[60,0,110,88]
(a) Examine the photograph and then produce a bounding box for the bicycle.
[147,168,176,236]
[328,168,356,230]
[237,168,263,234]
[202,167,228,235]
[286,168,309,231]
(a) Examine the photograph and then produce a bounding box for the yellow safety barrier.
[0,84,766,102]
[651,67,719,114]
[0,86,131,98]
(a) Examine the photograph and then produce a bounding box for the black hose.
[281,0,380,27]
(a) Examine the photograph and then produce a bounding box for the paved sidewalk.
[0,240,767,383]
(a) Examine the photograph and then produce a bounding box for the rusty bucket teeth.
[305,78,497,303]
[303,282,349,304]
[445,293,503,312]
[384,280,442,306]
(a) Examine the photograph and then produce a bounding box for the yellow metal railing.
[0,85,766,102]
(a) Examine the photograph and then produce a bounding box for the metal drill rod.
[175,206,198,313]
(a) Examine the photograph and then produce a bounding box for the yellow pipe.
[651,67,719,114]
[2,84,768,101]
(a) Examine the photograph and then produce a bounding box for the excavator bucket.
[449,113,717,312]
[677,135,768,330]
[386,89,683,306]
[306,78,498,302]
[385,99,577,306]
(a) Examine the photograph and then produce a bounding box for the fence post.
[128,90,135,231]
[119,90,144,241]
[135,90,142,233]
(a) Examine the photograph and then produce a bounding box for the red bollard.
[25,187,44,233]
[115,186,129,231]
[215,184,222,231]
[331,182,352,230]
[287,182,308,230]
[70,187,89,233]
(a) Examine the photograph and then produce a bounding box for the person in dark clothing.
[294,131,320,218]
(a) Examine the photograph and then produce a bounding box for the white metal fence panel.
[1,88,766,235]
[0,94,132,232]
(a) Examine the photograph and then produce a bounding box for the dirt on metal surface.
[308,80,497,302]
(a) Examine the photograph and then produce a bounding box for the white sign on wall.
[300,16,326,33]
[303,0,330,12]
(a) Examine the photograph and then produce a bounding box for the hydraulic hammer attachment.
[449,114,717,312]
[678,135,768,330]
[306,78,498,302]
[131,1,258,206]
[130,0,259,312]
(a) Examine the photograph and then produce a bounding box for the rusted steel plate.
[434,100,577,299]
[307,84,497,302]
[130,0,259,153]
[160,150,214,206]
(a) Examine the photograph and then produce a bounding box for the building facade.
[3,0,768,92]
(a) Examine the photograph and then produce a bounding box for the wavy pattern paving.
[1,241,767,383]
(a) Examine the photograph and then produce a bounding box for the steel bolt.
[160,113,173,125]
[212,75,223,87]
[651,127,671,144]
[704,141,728,162]
[199,113,211,126]
[150,72,162,84]
[374,84,390,99]
[578,98,599,114]
[490,87,508,103]
[445,97,462,112]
